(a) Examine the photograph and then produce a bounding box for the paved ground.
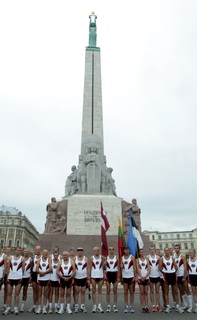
[0,285,197,319]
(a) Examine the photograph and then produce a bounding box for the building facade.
[143,228,197,255]
[0,205,39,254]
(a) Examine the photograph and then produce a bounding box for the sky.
[0,0,197,234]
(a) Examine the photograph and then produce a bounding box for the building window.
[0,239,4,245]
[177,234,180,239]
[164,234,168,239]
[8,240,12,247]
[184,243,188,249]
[11,219,15,225]
[158,235,161,240]
[152,235,155,240]
[19,220,22,226]
[171,234,174,238]
[4,219,7,225]
[17,229,21,236]
[2,229,6,235]
[191,243,194,249]
[189,234,192,239]
[9,229,14,235]
[165,243,168,248]
[16,240,20,247]
[159,244,163,250]
[183,234,186,238]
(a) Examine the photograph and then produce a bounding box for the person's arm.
[132,256,137,278]
[182,254,187,280]
[85,257,90,284]
[159,257,163,273]
[3,254,7,277]
[88,256,92,280]
[36,259,43,276]
[172,257,178,271]
[22,257,25,275]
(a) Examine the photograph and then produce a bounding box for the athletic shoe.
[74,306,79,313]
[80,306,87,313]
[66,307,72,314]
[36,306,41,314]
[142,307,146,313]
[193,308,197,313]
[113,306,118,313]
[124,306,129,313]
[152,306,156,312]
[145,307,150,313]
[48,308,53,314]
[130,306,135,313]
[187,307,192,313]
[3,308,11,315]
[106,306,111,313]
[92,305,97,313]
[157,306,163,312]
[14,308,19,315]
[54,307,58,314]
[28,306,36,313]
[43,306,47,314]
[165,306,171,313]
[97,306,104,313]
[58,309,64,314]
[176,306,184,313]
[20,306,24,313]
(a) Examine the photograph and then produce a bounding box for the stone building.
[0,205,39,254]
[143,228,197,255]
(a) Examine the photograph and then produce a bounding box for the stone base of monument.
[67,195,122,235]
[36,232,152,258]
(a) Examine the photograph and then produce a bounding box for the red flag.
[101,202,110,257]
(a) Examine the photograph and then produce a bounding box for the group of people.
[0,243,197,315]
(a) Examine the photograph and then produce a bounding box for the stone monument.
[37,13,151,255]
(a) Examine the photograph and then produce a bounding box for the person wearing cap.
[73,247,89,313]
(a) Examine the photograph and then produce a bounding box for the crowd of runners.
[0,243,197,315]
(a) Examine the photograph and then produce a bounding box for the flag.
[101,202,110,257]
[127,209,144,257]
[118,217,126,259]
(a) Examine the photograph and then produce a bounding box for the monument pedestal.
[67,195,122,235]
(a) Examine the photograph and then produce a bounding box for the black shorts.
[37,280,50,287]
[4,274,8,285]
[163,272,177,285]
[177,276,185,284]
[74,278,87,287]
[21,277,31,286]
[60,277,73,288]
[138,279,150,286]
[50,280,60,288]
[160,278,164,285]
[7,279,22,286]
[123,277,135,285]
[150,277,161,283]
[31,272,37,282]
[106,272,118,284]
[0,277,4,285]
[91,278,103,282]
[188,274,197,287]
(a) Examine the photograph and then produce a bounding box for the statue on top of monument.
[85,146,101,194]
[88,12,97,47]
[44,197,67,234]
[51,211,67,234]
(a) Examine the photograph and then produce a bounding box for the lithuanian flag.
[118,217,126,258]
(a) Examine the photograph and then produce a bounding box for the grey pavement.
[0,286,196,320]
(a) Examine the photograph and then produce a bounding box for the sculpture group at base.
[63,134,117,198]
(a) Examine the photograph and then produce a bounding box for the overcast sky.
[0,0,197,234]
